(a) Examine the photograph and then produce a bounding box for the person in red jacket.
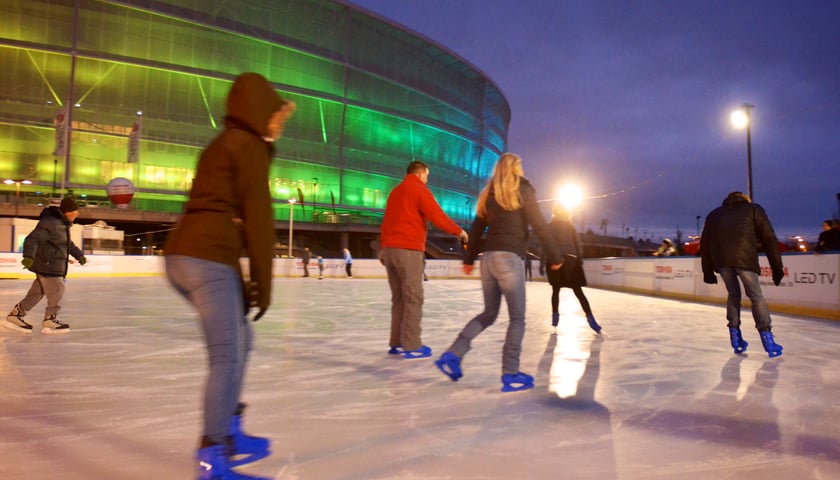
[380,160,468,358]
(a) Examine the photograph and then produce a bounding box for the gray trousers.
[382,248,426,351]
[17,275,65,318]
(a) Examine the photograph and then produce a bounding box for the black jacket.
[700,194,782,275]
[23,206,85,277]
[465,178,562,265]
[545,219,587,288]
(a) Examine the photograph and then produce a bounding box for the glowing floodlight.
[556,184,583,210]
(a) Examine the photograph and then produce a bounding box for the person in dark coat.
[815,219,840,252]
[4,196,86,334]
[545,205,601,333]
[302,247,311,277]
[701,191,784,358]
[164,72,295,478]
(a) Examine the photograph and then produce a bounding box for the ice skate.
[402,345,432,359]
[586,314,602,334]
[760,331,783,358]
[41,315,70,334]
[197,442,270,480]
[729,327,748,354]
[4,305,33,334]
[551,312,559,328]
[435,351,463,381]
[501,372,534,392]
[228,403,271,467]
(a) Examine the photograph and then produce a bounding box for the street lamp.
[287,197,296,258]
[730,103,754,200]
[4,179,32,217]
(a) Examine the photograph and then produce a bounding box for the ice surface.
[1,277,839,479]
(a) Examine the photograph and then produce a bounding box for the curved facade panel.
[0,0,510,225]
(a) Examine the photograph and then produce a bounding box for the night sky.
[349,0,840,243]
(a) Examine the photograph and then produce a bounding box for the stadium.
[0,0,510,257]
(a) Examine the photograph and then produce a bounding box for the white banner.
[127,115,142,163]
[53,106,69,156]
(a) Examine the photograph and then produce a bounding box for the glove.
[703,271,717,284]
[78,256,87,266]
[21,257,33,270]
[242,280,268,321]
[457,229,469,244]
[772,268,784,286]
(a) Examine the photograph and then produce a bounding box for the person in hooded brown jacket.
[165,72,295,479]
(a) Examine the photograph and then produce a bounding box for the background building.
[0,0,509,257]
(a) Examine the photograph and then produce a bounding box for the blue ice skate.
[403,345,432,359]
[227,404,271,467]
[435,351,463,381]
[197,443,270,480]
[729,327,748,354]
[760,331,783,358]
[586,314,602,334]
[501,372,534,392]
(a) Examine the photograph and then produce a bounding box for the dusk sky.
[350,0,840,243]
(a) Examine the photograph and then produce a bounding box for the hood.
[225,72,285,138]
[39,205,69,224]
[722,191,751,207]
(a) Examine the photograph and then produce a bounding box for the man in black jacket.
[4,196,86,334]
[701,191,784,357]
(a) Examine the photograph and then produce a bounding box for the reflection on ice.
[0,277,838,480]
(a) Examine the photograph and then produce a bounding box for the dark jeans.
[718,267,773,331]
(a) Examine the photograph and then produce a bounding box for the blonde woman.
[435,153,563,392]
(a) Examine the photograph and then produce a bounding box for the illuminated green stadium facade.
[0,0,510,236]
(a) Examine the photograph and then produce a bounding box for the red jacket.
[380,174,462,251]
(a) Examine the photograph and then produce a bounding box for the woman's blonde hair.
[476,153,523,217]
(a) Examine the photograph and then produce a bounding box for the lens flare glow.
[556,184,583,210]
[730,110,749,129]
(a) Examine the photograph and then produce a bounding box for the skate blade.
[41,327,70,334]
[3,321,33,334]
[501,382,534,393]
[229,447,271,467]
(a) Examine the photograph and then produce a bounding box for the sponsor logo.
[793,272,836,285]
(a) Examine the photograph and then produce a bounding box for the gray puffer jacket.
[23,206,85,277]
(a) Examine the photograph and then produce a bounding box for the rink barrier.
[0,253,837,321]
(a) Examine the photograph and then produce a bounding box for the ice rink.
[1,276,838,480]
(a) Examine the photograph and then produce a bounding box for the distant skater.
[4,197,86,334]
[343,248,353,278]
[546,205,601,333]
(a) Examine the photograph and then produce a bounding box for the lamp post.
[4,179,32,217]
[730,103,754,200]
[288,198,296,258]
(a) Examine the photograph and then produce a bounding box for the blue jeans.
[165,255,253,443]
[718,267,773,332]
[449,251,527,374]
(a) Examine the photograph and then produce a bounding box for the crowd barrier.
[0,252,836,321]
